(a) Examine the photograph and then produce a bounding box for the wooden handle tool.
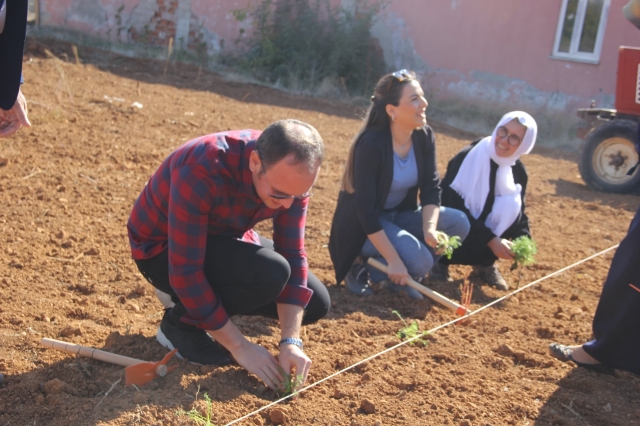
[367,258,469,316]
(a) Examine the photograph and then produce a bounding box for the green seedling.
[176,392,216,426]
[278,371,304,399]
[510,236,537,271]
[436,233,462,260]
[392,310,429,346]
[510,236,538,289]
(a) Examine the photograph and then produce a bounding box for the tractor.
[575,1,640,194]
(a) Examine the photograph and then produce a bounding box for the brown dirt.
[1,38,639,426]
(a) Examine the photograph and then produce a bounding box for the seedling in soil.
[176,392,216,426]
[278,371,304,399]
[510,236,538,288]
[392,310,429,346]
[436,233,462,260]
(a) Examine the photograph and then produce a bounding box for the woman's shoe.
[473,265,508,290]
[345,263,374,296]
[548,343,615,375]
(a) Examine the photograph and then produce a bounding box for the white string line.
[225,244,619,426]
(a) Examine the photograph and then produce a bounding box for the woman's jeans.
[360,206,470,283]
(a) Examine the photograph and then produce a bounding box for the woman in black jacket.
[437,111,537,290]
[329,70,470,298]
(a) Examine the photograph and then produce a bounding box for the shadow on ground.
[535,367,640,425]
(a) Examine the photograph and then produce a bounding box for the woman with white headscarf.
[433,111,537,290]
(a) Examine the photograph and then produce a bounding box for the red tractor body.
[576,46,640,194]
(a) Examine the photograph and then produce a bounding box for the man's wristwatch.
[279,337,303,350]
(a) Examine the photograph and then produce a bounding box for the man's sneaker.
[474,265,508,290]
[377,279,424,300]
[429,263,452,282]
[156,309,232,366]
[345,263,374,296]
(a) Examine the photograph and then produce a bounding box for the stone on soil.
[269,407,287,424]
[360,399,376,414]
[59,326,83,337]
[497,344,515,357]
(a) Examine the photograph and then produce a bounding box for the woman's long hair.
[340,70,417,193]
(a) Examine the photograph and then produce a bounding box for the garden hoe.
[40,337,179,386]
[368,258,470,316]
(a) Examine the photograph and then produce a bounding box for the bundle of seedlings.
[436,233,462,260]
[510,236,538,288]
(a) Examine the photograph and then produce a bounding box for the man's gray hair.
[255,119,324,173]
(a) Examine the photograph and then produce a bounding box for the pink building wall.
[38,0,253,54]
[374,0,638,114]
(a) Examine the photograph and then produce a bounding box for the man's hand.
[278,343,312,391]
[230,340,284,390]
[0,89,31,138]
[488,237,515,260]
[208,321,283,389]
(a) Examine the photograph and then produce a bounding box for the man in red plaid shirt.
[128,119,329,390]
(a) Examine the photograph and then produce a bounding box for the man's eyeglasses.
[496,126,522,146]
[256,148,313,200]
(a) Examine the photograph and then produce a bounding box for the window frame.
[551,0,610,64]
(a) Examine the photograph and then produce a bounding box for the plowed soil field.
[1,38,639,426]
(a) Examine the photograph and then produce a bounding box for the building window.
[552,0,610,64]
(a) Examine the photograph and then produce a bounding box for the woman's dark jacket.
[440,139,530,265]
[329,126,441,284]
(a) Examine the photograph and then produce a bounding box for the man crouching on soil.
[127,119,330,390]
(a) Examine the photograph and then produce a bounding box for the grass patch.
[224,0,388,97]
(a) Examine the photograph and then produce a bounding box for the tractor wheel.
[578,119,640,194]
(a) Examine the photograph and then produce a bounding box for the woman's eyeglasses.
[386,69,414,91]
[391,69,413,81]
[256,148,313,200]
[496,126,522,146]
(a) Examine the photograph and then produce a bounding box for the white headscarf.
[450,111,537,237]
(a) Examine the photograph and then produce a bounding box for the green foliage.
[510,236,537,271]
[436,233,462,260]
[392,310,429,346]
[278,372,305,398]
[225,0,388,96]
[176,392,216,426]
[229,8,248,22]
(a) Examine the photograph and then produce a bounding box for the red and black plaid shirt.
[127,130,313,330]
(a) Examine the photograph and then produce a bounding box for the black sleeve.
[441,144,496,246]
[353,133,384,235]
[418,127,442,207]
[0,0,28,110]
[503,161,531,240]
